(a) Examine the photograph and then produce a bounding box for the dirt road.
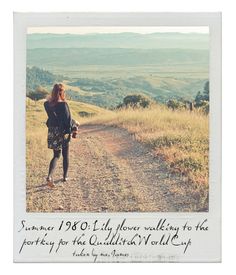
[26,124,202,212]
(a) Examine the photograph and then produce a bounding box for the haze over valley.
[27,32,209,108]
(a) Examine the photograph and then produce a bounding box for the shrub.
[166,99,186,110]
[27,86,49,101]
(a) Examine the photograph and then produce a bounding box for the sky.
[27,26,209,34]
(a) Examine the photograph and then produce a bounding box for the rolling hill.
[26,65,208,108]
[27,48,209,67]
[26,32,209,108]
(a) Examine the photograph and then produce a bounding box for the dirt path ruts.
[26,124,200,212]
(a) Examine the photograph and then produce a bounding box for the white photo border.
[13,12,222,262]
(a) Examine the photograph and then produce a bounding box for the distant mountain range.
[27,32,209,50]
[26,32,209,108]
[27,48,209,67]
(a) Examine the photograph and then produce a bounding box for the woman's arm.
[62,102,72,134]
[44,101,49,116]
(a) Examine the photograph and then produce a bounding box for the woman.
[44,83,72,187]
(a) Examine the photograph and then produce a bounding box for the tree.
[121,94,154,108]
[203,81,209,101]
[167,99,186,110]
[195,91,203,107]
[194,81,209,114]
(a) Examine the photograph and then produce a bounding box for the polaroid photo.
[13,12,222,262]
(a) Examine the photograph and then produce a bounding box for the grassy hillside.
[27,100,209,188]
[86,105,209,204]
[26,65,208,108]
[65,75,208,107]
[26,98,209,210]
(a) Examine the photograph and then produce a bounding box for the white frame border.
[13,12,222,262]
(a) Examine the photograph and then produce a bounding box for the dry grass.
[26,98,109,189]
[26,99,209,211]
[26,97,108,153]
[26,99,51,191]
[86,105,209,191]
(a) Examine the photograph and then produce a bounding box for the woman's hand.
[71,119,80,138]
[74,120,80,127]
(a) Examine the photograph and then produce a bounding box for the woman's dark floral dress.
[44,101,72,150]
[47,126,71,150]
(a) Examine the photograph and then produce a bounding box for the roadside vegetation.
[85,102,209,208]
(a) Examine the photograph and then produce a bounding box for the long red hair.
[48,83,66,106]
